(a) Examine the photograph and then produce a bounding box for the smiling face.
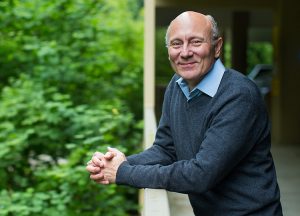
[167,12,223,89]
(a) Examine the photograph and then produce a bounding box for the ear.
[214,37,223,58]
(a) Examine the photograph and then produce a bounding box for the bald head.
[165,11,219,47]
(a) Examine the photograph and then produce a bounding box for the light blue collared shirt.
[176,59,226,101]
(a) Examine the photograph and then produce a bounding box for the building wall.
[274,0,300,145]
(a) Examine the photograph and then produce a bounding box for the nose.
[180,44,193,58]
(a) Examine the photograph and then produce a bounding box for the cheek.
[168,49,178,61]
[194,47,211,57]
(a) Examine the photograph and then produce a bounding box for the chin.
[178,70,197,79]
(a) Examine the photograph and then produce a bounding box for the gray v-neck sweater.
[116,69,282,215]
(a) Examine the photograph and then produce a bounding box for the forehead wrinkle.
[168,12,211,43]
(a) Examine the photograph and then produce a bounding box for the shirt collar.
[176,59,225,99]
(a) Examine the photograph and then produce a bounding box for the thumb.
[107,147,126,158]
[107,147,126,161]
[107,147,120,155]
[104,150,115,160]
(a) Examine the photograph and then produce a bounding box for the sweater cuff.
[116,160,132,185]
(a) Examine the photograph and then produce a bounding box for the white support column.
[143,0,156,150]
[142,0,170,215]
[143,0,155,122]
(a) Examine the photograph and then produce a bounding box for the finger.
[92,156,104,167]
[86,160,98,166]
[90,172,105,181]
[86,165,101,173]
[93,151,104,159]
[104,151,115,160]
[108,147,126,159]
[107,147,122,155]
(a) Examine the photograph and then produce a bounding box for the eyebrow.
[170,36,206,43]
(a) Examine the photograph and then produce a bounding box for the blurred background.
[0,0,299,215]
[0,0,143,215]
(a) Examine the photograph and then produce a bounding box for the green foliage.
[223,42,232,68]
[0,0,143,215]
[0,74,142,215]
[247,42,273,73]
[155,27,174,85]
[0,0,144,116]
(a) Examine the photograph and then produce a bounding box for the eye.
[190,39,203,46]
[170,40,183,49]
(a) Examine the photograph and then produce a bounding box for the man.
[86,11,283,215]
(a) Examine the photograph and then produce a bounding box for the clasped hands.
[86,147,126,184]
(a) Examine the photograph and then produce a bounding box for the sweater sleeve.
[116,83,270,194]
